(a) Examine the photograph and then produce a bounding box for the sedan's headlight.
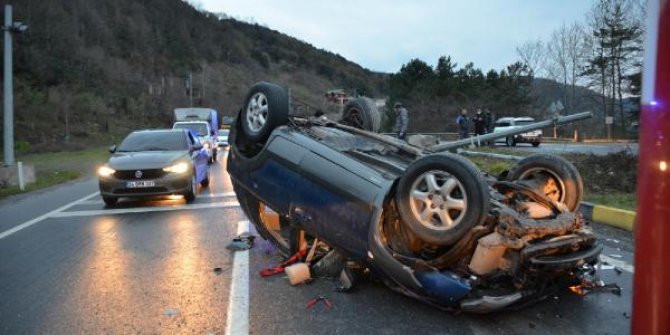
[163,162,189,174]
[97,165,116,177]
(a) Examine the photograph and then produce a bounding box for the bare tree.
[516,39,545,78]
[543,21,590,132]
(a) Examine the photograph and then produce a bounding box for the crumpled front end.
[371,180,601,313]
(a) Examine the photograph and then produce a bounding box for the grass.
[584,193,637,212]
[0,147,110,199]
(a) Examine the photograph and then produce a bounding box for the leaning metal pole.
[3,4,14,166]
[428,112,593,152]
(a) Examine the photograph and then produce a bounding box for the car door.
[187,130,209,182]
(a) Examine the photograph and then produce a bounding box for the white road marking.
[226,220,250,335]
[50,201,240,218]
[600,255,635,273]
[0,192,100,241]
[77,192,236,205]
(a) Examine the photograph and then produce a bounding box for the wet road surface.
[0,149,635,334]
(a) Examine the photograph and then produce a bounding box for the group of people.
[392,102,494,141]
[456,108,493,139]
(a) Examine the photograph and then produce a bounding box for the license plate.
[126,180,155,188]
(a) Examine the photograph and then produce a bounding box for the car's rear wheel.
[394,153,490,245]
[506,136,516,147]
[340,97,381,132]
[184,174,197,202]
[240,82,289,143]
[233,181,302,257]
[532,142,540,147]
[506,154,583,211]
[103,196,118,207]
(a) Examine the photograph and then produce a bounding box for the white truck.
[173,108,219,163]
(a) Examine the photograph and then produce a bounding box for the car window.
[174,122,208,136]
[117,131,188,152]
[495,122,511,127]
[220,129,230,136]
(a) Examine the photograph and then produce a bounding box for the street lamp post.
[2,4,27,166]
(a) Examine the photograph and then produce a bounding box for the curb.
[579,202,636,231]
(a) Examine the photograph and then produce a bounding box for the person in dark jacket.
[393,102,409,140]
[474,109,487,136]
[484,108,493,133]
[456,109,469,139]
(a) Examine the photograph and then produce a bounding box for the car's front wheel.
[394,153,490,245]
[506,136,516,147]
[184,174,197,202]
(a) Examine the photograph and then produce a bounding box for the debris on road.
[306,296,333,309]
[226,232,256,251]
[259,249,307,277]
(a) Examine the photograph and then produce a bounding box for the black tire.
[532,142,540,147]
[103,196,118,207]
[184,174,197,202]
[340,97,381,132]
[212,148,217,162]
[232,181,301,257]
[506,154,583,211]
[394,153,490,245]
[240,82,289,143]
[506,136,516,147]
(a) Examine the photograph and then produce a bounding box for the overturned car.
[227,82,601,313]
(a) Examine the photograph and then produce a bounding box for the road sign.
[605,116,614,125]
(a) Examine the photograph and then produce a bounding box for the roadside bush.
[14,140,32,154]
[571,150,638,194]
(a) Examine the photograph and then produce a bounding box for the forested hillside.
[4,0,386,151]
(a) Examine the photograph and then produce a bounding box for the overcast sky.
[192,0,593,74]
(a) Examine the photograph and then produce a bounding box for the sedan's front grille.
[113,187,169,194]
[114,169,166,180]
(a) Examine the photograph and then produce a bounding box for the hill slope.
[4,0,386,151]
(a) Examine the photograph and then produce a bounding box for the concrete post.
[17,161,23,190]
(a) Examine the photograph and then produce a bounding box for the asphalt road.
[0,148,635,334]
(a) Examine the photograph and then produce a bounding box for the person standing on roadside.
[393,102,409,140]
[474,109,487,136]
[484,108,493,133]
[456,109,469,139]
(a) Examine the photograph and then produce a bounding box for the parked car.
[227,82,600,313]
[493,117,543,147]
[217,128,230,147]
[98,129,210,206]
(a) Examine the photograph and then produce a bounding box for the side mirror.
[190,144,203,152]
[109,145,117,153]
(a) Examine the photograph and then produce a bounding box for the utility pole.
[188,72,193,107]
[3,5,14,166]
[2,5,27,166]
